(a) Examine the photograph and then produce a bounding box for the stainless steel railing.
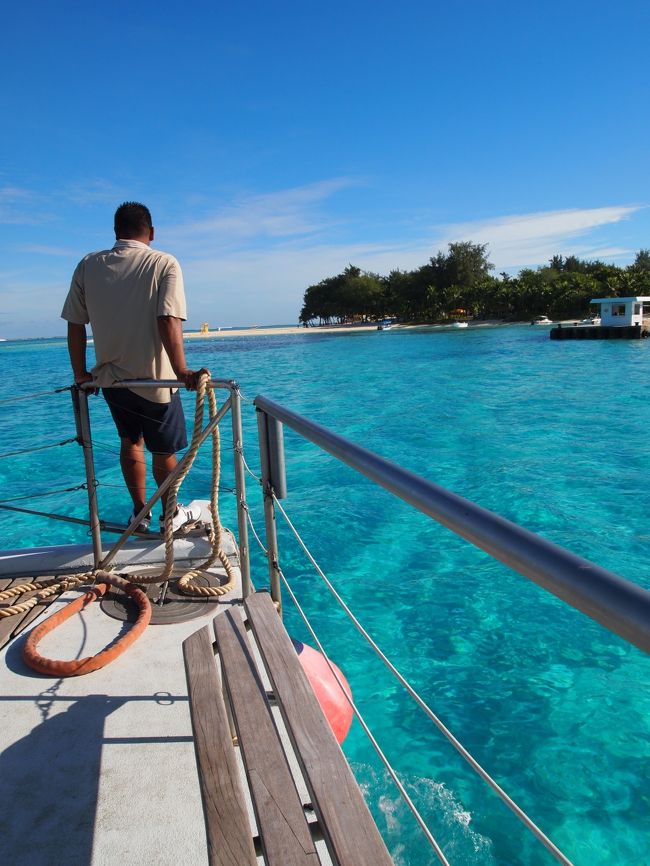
[254,394,650,654]
[74,379,251,594]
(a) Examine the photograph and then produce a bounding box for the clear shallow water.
[1,326,648,865]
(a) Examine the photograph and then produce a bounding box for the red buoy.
[292,638,353,743]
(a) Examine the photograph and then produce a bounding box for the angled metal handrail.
[97,378,236,391]
[254,394,650,654]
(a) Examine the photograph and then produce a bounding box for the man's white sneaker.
[159,503,202,534]
[129,509,152,532]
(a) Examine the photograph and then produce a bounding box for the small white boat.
[531,316,552,325]
[451,321,468,329]
[377,319,393,330]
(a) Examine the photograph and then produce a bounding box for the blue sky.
[1,0,649,337]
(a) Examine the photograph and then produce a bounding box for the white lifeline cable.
[0,386,70,405]
[277,566,451,866]
[242,502,268,556]
[240,448,262,484]
[272,495,574,866]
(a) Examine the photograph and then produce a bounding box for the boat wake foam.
[355,764,494,864]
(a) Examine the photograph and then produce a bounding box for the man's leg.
[120,437,147,512]
[143,392,199,529]
[152,452,201,531]
[152,452,178,516]
[103,389,148,516]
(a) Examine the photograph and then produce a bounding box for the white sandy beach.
[184,322,510,339]
[185,324,373,338]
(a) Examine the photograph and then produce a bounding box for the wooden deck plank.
[245,591,394,866]
[0,577,60,651]
[182,625,257,866]
[10,591,62,643]
[214,608,319,866]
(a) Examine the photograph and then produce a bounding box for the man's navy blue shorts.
[102,388,188,454]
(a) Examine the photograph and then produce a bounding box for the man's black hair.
[114,202,153,238]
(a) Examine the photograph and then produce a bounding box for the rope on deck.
[0,379,237,677]
[0,573,92,617]
[0,376,235,618]
[22,571,151,676]
[124,373,237,597]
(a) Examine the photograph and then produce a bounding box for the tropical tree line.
[298,243,650,325]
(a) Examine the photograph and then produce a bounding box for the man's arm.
[67,322,94,385]
[158,316,210,390]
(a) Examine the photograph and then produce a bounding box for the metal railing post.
[71,386,103,567]
[256,408,282,611]
[267,415,287,500]
[230,385,252,597]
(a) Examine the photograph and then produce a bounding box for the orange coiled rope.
[22,571,151,677]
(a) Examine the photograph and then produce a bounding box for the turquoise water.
[1,326,649,865]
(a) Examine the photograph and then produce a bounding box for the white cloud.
[63,179,128,206]
[0,186,45,225]
[436,205,640,244]
[3,181,647,336]
[0,178,128,227]
[175,195,645,276]
[175,202,648,327]
[0,186,31,200]
[0,276,64,336]
[431,205,645,269]
[166,178,357,253]
[19,244,78,257]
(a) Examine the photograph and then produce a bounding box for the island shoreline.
[184,321,526,339]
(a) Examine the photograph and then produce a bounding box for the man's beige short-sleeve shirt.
[61,240,187,403]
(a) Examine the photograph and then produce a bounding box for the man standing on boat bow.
[61,201,209,535]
